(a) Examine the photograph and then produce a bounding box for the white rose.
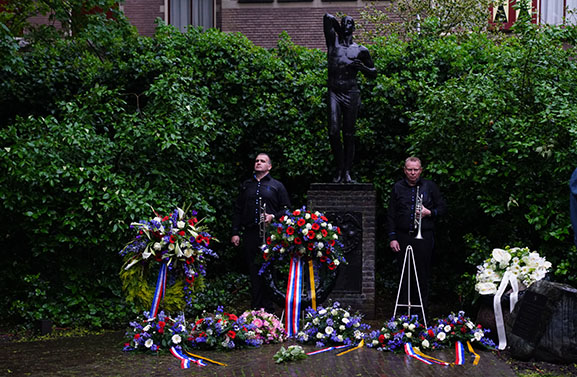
[317,251,323,257]
[318,309,327,316]
[313,318,320,325]
[408,324,416,331]
[172,334,182,344]
[177,221,186,229]
[334,259,340,266]
[474,330,484,341]
[422,339,430,348]
[406,332,412,338]
[444,325,451,332]
[340,325,346,331]
[372,340,379,346]
[153,242,162,251]
[305,213,311,219]
[316,332,324,339]
[337,335,343,342]
[331,309,338,316]
[437,332,446,341]
[302,229,308,236]
[317,242,325,249]
[342,318,350,324]
[325,327,334,335]
[145,339,153,348]
[168,243,175,251]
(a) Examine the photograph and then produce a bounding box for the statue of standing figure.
[324,13,377,183]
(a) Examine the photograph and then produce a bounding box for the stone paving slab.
[0,331,517,377]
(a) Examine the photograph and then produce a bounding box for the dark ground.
[1,283,575,376]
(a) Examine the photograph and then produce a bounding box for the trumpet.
[414,186,424,240]
[258,197,267,244]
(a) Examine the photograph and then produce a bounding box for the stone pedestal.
[307,183,376,319]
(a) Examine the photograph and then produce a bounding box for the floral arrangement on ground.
[260,206,346,272]
[365,311,495,353]
[475,246,552,295]
[124,307,286,353]
[119,207,217,311]
[296,301,369,348]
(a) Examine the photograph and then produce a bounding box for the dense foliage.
[1,8,577,328]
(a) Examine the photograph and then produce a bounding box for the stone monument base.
[307,183,376,319]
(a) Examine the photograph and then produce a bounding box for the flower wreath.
[119,207,217,312]
[259,206,346,307]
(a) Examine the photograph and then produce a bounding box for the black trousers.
[394,230,434,312]
[242,227,274,312]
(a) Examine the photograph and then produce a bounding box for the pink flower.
[254,318,264,328]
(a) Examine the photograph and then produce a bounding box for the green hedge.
[1,14,577,327]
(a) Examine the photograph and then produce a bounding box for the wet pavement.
[0,331,517,377]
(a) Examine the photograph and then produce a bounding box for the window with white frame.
[170,0,213,32]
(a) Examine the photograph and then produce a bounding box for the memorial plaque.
[511,290,548,346]
[325,211,363,293]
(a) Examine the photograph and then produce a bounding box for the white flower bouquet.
[475,246,552,295]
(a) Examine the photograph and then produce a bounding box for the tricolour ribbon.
[406,341,480,366]
[493,270,520,350]
[404,343,434,365]
[149,262,168,319]
[308,259,317,310]
[454,341,466,365]
[307,344,350,356]
[170,347,206,368]
[285,255,303,337]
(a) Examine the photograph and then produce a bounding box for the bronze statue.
[324,13,377,183]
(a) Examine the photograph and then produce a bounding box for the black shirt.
[232,174,291,236]
[386,177,447,241]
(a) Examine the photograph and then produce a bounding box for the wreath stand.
[394,245,427,327]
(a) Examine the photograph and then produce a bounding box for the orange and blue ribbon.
[285,256,303,337]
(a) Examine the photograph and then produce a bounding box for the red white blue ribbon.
[149,262,168,319]
[285,255,303,337]
[404,343,434,365]
[454,341,466,365]
[307,344,350,356]
[170,347,206,368]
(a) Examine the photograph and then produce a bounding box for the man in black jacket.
[387,156,447,313]
[231,153,291,312]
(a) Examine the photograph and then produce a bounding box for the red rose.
[312,223,320,230]
[320,256,327,263]
[307,242,314,251]
[307,230,315,239]
[266,236,271,245]
[311,213,318,220]
[227,313,238,321]
[134,334,141,339]
[321,229,328,237]
[286,227,294,235]
[297,218,306,227]
[163,216,169,221]
[158,321,166,328]
[329,240,335,246]
[178,231,185,236]
[294,237,302,245]
[321,216,328,221]
[293,210,301,216]
[378,334,385,343]
[227,330,236,339]
[196,235,204,243]
[328,262,336,270]
[336,227,341,235]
